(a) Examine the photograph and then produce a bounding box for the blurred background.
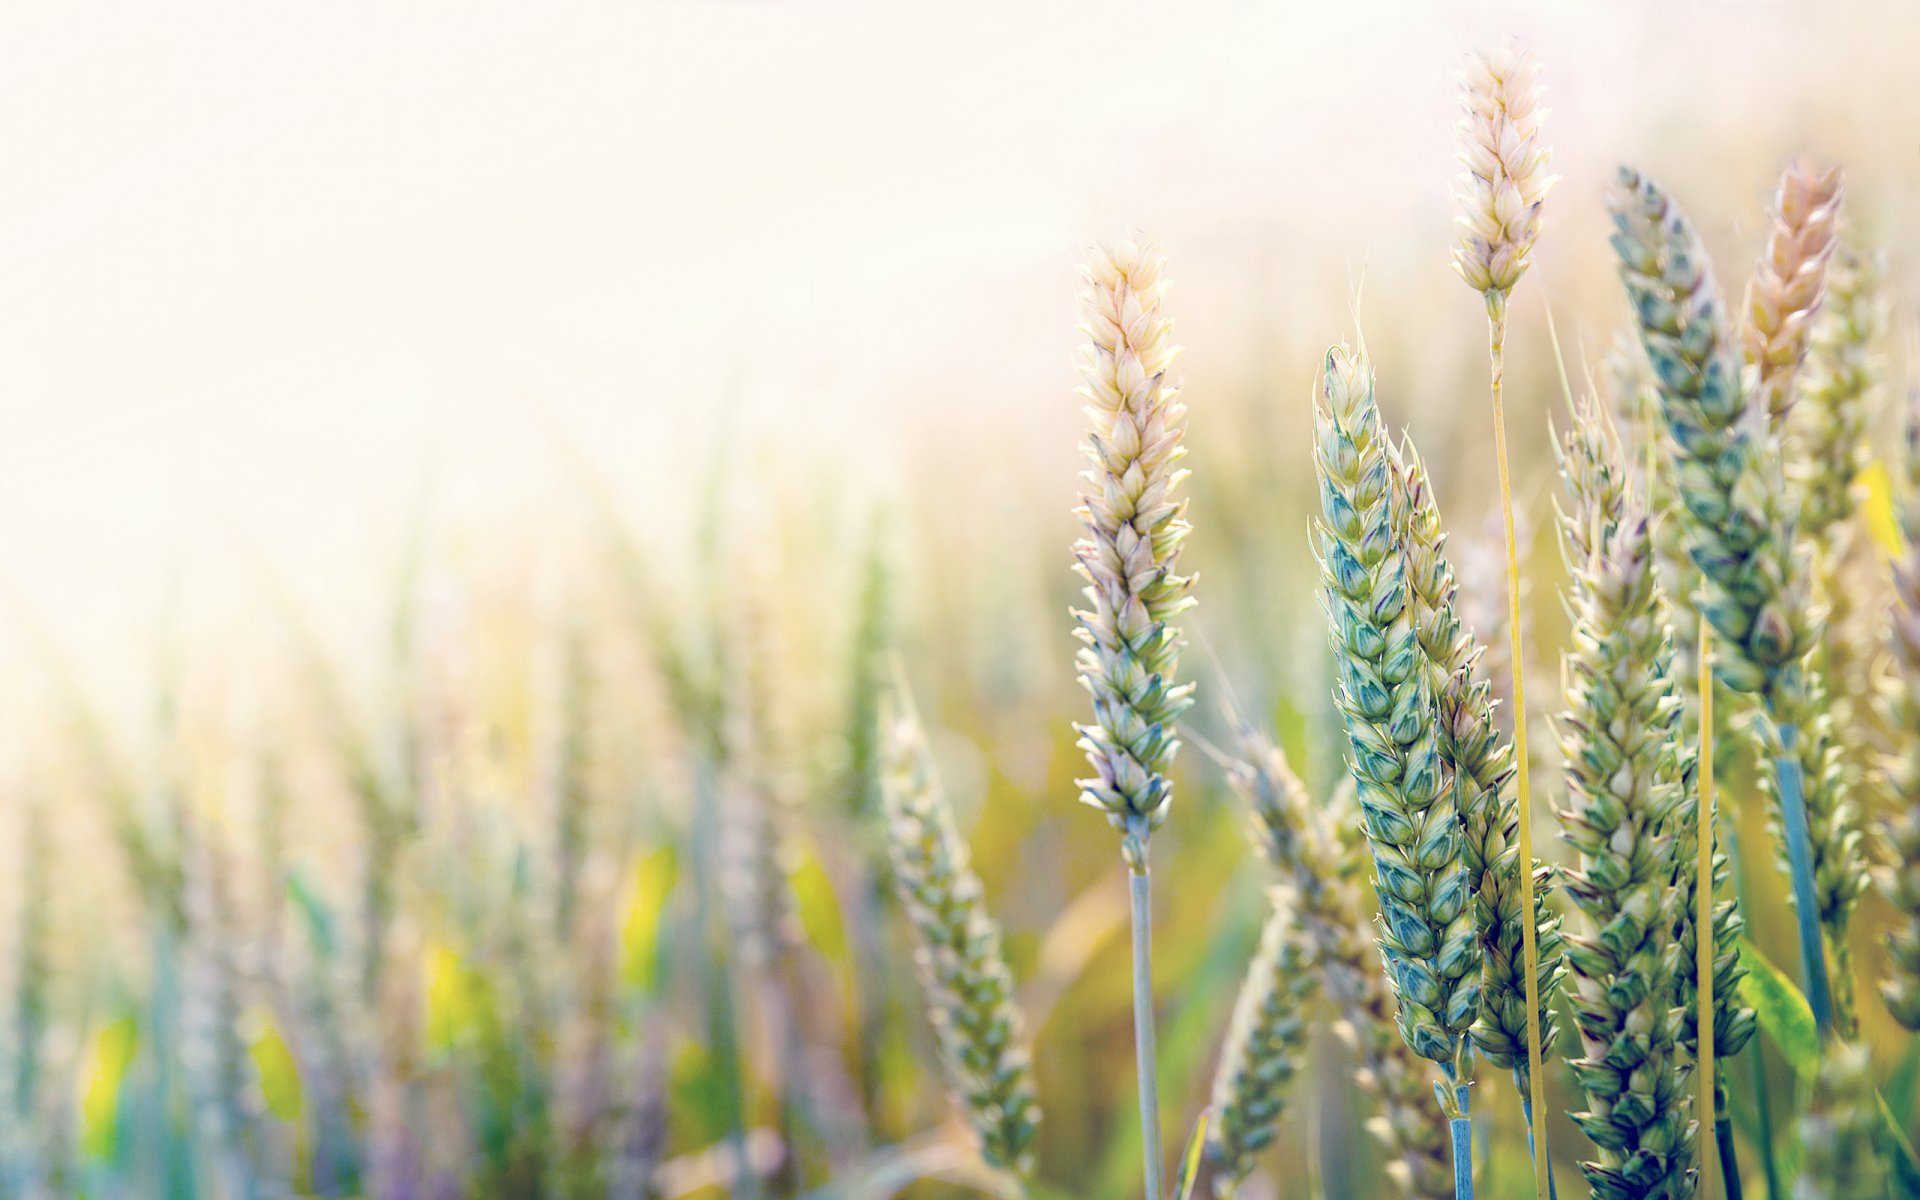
[1,1,1917,1197]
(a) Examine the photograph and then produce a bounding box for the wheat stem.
[1771,725,1834,1038]
[1128,821,1165,1200]
[1487,295,1551,1200]
[1696,621,1717,1199]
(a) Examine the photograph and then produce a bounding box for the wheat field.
[3,4,1920,1199]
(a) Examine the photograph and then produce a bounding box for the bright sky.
[1,0,1913,698]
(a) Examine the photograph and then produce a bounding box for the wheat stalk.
[1312,339,1478,1195]
[1071,236,1195,1200]
[1221,731,1454,1199]
[1744,163,1844,426]
[1451,44,1556,1195]
[879,695,1040,1178]
[1552,394,1696,1200]
[1204,893,1315,1197]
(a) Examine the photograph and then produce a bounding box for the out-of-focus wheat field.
[2,2,1918,1198]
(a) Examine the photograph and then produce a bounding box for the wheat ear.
[1071,237,1196,1200]
[1222,730,1454,1198]
[879,695,1040,1178]
[1607,165,1856,1040]
[1744,163,1844,426]
[1204,892,1315,1197]
[1312,340,1478,1198]
[1792,1042,1886,1200]
[1552,394,1696,1199]
[1879,407,1920,1030]
[1451,44,1556,1195]
[1396,444,1566,1117]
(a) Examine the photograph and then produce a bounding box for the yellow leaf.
[787,837,849,971]
[424,941,466,1056]
[620,845,680,996]
[247,1010,304,1122]
[1860,461,1904,556]
[79,1015,139,1160]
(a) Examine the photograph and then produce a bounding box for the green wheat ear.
[1608,165,1864,1037]
[1221,729,1454,1199]
[1879,409,1920,1031]
[878,695,1039,1177]
[1552,393,1696,1200]
[1395,442,1565,1099]
[1204,894,1315,1197]
[1311,340,1478,1087]
[1793,1042,1886,1200]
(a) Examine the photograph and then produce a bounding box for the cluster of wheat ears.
[878,43,1919,1200]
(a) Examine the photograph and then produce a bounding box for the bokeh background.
[2,2,1918,1197]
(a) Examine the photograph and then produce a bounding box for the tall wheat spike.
[878,696,1040,1178]
[1070,237,1196,1200]
[1311,339,1478,1195]
[1222,730,1454,1199]
[1396,443,1565,1118]
[1607,165,1861,1039]
[1451,44,1556,1194]
[1552,395,1695,1200]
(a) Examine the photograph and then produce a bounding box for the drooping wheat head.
[878,699,1039,1176]
[1792,1042,1885,1200]
[1395,445,1565,1095]
[1312,341,1478,1091]
[1744,162,1844,426]
[1205,894,1315,1197]
[1451,42,1556,315]
[1552,395,1696,1200]
[1070,238,1197,863]
[1223,730,1454,1199]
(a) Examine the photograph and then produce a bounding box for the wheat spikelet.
[1793,246,1886,541]
[1792,1042,1885,1200]
[1312,341,1478,1087]
[1221,734,1453,1198]
[1204,894,1315,1196]
[1879,414,1920,1030]
[1395,445,1564,1089]
[1071,237,1196,854]
[1744,163,1844,425]
[1451,42,1555,304]
[879,698,1039,1176]
[1552,395,1696,1200]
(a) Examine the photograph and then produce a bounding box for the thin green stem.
[1446,1074,1474,1200]
[1770,723,1834,1039]
[1519,1094,1558,1200]
[1715,1113,1743,1200]
[1126,822,1164,1200]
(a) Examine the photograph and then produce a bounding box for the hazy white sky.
[1,0,1913,693]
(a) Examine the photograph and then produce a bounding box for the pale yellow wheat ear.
[1745,161,1844,426]
[1453,40,1554,1200]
